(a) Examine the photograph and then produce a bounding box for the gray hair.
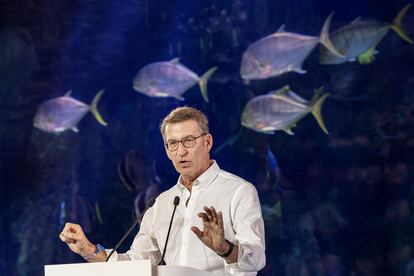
[160,107,209,140]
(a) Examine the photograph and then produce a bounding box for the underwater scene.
[1,0,414,275]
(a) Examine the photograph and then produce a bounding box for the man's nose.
[177,141,188,155]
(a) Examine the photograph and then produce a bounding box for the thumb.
[191,226,203,239]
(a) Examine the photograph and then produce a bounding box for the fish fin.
[270,85,290,96]
[320,12,345,57]
[391,3,413,44]
[350,16,361,24]
[90,89,108,126]
[283,128,295,135]
[198,67,218,102]
[287,90,309,104]
[358,48,377,64]
[174,95,185,101]
[311,92,330,134]
[64,90,72,97]
[54,127,65,133]
[170,57,180,64]
[72,126,79,133]
[294,67,307,74]
[95,201,104,224]
[276,24,285,32]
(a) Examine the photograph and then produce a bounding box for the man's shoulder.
[217,169,256,191]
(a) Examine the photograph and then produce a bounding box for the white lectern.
[45,260,217,276]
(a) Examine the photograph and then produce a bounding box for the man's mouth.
[179,160,190,166]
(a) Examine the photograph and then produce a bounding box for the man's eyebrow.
[167,135,195,141]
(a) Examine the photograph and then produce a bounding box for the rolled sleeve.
[225,184,266,274]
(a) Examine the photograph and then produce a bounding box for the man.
[60,106,266,275]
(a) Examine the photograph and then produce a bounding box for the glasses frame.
[164,133,207,151]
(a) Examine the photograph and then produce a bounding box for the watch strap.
[217,239,234,258]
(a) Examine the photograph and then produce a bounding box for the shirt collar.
[176,160,220,192]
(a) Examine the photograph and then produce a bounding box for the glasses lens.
[167,141,178,151]
[182,137,196,148]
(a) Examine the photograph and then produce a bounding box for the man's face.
[164,120,213,184]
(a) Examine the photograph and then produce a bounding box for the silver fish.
[240,13,343,80]
[133,58,217,102]
[33,90,107,134]
[320,4,412,64]
[241,85,329,135]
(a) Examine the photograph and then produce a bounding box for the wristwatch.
[83,244,105,261]
[217,239,234,258]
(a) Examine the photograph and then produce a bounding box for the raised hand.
[59,222,95,257]
[191,206,229,255]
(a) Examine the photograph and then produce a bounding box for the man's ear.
[205,133,213,152]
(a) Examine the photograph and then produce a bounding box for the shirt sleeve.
[225,184,266,273]
[105,205,162,265]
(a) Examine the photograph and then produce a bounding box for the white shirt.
[107,161,266,275]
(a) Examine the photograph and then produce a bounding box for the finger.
[62,222,82,235]
[191,226,203,239]
[203,206,213,220]
[198,212,209,222]
[210,206,218,224]
[60,234,76,243]
[59,232,65,241]
[217,211,224,230]
[62,231,83,241]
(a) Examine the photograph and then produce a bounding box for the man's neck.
[181,178,193,192]
[180,160,214,192]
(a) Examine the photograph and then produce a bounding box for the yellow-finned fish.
[240,13,343,80]
[241,85,330,135]
[133,58,217,102]
[33,90,107,134]
[320,4,413,65]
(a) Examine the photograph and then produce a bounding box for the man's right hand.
[59,222,96,258]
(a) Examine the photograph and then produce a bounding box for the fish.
[241,85,330,135]
[33,89,107,134]
[133,58,217,102]
[320,4,413,65]
[240,13,343,80]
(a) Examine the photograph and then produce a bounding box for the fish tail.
[311,90,330,134]
[320,12,344,57]
[198,67,218,102]
[391,4,413,44]
[90,89,108,126]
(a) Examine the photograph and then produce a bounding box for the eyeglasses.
[164,133,207,151]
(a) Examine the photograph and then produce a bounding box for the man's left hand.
[191,206,230,255]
